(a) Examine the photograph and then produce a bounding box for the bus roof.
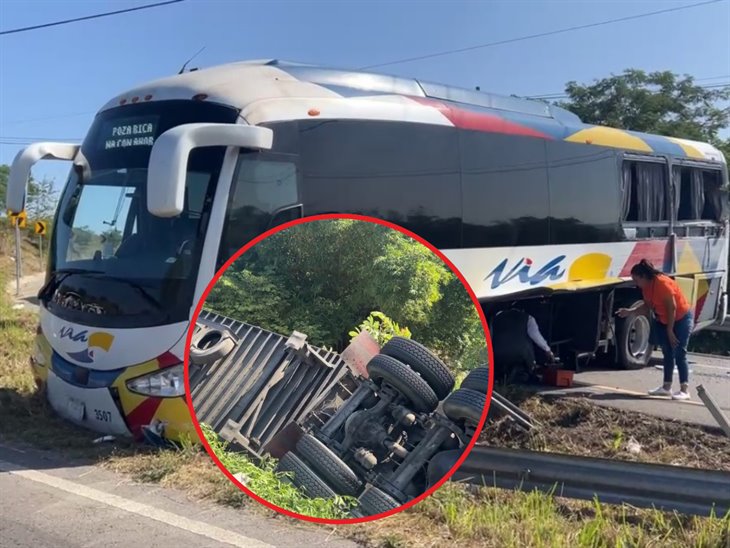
[100,59,725,164]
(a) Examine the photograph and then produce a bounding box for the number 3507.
[94,409,112,422]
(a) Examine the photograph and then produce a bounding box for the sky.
[0,0,729,190]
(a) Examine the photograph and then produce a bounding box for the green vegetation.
[560,69,730,155]
[206,219,486,371]
[202,424,356,519]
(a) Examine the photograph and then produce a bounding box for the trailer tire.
[460,366,491,395]
[367,354,439,413]
[356,485,400,517]
[442,388,487,427]
[616,301,652,370]
[189,329,235,365]
[296,434,361,496]
[380,337,455,399]
[276,452,336,499]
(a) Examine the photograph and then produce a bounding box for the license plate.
[66,398,85,422]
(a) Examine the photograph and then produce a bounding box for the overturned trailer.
[188,310,488,517]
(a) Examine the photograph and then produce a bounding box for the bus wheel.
[616,302,652,370]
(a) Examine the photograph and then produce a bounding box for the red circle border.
[183,213,495,525]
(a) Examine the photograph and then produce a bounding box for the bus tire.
[296,434,361,496]
[460,366,491,394]
[276,452,336,499]
[442,388,487,427]
[356,485,400,517]
[616,302,652,370]
[380,337,455,399]
[189,329,235,365]
[366,354,439,413]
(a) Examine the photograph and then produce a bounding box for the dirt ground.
[480,390,730,472]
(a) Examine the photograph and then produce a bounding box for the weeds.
[202,424,356,519]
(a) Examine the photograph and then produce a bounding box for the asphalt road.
[0,443,356,548]
[542,352,730,429]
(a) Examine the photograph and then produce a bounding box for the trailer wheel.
[296,434,361,496]
[189,329,235,365]
[355,485,400,517]
[380,337,455,399]
[276,452,336,499]
[367,354,439,413]
[616,301,652,370]
[460,366,491,394]
[442,388,487,427]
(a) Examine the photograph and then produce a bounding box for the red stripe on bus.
[125,397,162,439]
[411,97,551,139]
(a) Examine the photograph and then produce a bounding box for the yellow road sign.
[34,221,47,235]
[8,210,27,228]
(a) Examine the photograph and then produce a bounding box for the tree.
[0,163,58,221]
[0,164,8,212]
[560,69,730,148]
[26,176,58,221]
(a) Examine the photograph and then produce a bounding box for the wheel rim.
[626,315,650,358]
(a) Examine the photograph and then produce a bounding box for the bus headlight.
[126,364,184,397]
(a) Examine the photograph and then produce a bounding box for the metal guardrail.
[189,311,354,457]
[430,447,730,517]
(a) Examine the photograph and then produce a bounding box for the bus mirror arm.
[8,142,80,212]
[267,203,304,229]
[147,123,274,218]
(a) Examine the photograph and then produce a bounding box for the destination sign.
[100,116,160,150]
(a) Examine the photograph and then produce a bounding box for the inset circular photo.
[184,215,493,523]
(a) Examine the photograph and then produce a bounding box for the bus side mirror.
[8,142,79,212]
[147,123,274,217]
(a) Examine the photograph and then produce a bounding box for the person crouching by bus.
[491,306,554,383]
[616,259,693,400]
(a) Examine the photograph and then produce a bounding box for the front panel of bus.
[35,100,240,441]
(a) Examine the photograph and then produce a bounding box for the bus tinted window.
[673,165,725,222]
[298,120,461,248]
[546,142,622,244]
[461,132,549,247]
[219,154,299,261]
[622,160,668,222]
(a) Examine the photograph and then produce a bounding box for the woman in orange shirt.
[616,259,693,400]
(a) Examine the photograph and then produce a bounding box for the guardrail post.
[696,384,730,438]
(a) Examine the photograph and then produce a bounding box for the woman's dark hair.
[630,259,661,280]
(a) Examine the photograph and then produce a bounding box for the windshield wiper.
[37,268,104,301]
[99,275,163,311]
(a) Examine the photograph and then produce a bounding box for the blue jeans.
[652,312,693,385]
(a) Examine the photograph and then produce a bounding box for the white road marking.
[0,459,274,548]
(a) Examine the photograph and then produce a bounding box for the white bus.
[8,59,728,441]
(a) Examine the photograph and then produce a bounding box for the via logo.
[59,326,88,343]
[485,256,567,290]
[60,326,115,364]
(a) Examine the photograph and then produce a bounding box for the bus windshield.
[45,100,239,328]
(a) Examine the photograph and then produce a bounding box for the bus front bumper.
[46,369,131,436]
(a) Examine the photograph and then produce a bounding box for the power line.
[2,111,95,126]
[360,0,727,69]
[0,0,186,36]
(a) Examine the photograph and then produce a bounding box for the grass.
[201,424,356,519]
[1,236,729,545]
